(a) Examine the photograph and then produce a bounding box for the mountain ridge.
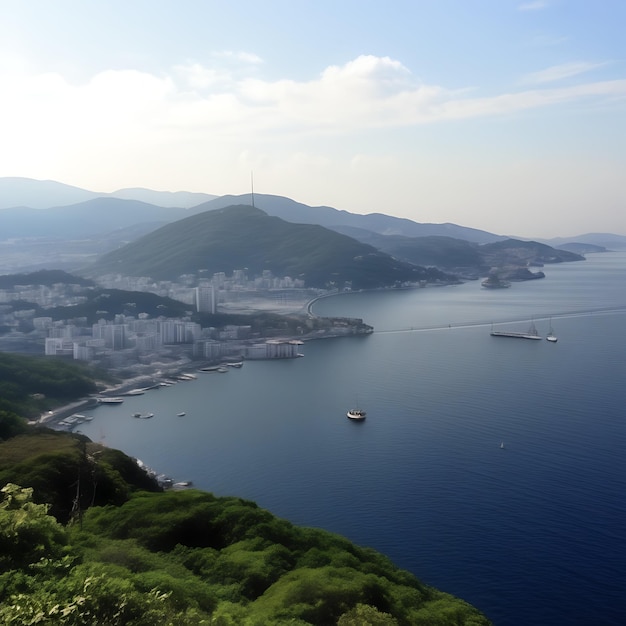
[86,204,451,288]
[1,177,624,249]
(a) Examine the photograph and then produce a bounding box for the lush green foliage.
[0,484,490,625]
[89,205,437,288]
[0,352,98,418]
[0,432,161,523]
[72,490,489,624]
[0,410,28,440]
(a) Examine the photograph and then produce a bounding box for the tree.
[338,603,399,625]
[0,483,67,572]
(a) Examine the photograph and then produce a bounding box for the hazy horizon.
[1,1,625,238]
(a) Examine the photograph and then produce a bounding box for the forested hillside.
[0,352,490,625]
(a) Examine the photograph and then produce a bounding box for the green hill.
[87,205,451,288]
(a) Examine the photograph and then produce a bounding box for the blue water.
[77,252,626,625]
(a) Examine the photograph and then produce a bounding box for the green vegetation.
[0,352,99,419]
[0,482,490,625]
[45,288,191,323]
[377,236,484,270]
[195,311,372,338]
[88,205,445,288]
[347,233,584,273]
[0,431,161,522]
[0,351,490,624]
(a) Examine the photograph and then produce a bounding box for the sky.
[0,0,625,238]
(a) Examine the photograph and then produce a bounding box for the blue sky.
[1,0,624,238]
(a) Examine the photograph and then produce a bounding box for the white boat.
[347,408,367,421]
[546,319,558,343]
[500,441,505,449]
[133,412,154,419]
[97,397,124,404]
[177,412,186,417]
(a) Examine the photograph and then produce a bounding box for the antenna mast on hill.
[250,171,255,208]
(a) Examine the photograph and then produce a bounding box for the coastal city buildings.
[0,268,369,375]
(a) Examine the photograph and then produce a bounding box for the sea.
[76,251,626,626]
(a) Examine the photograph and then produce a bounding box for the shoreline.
[35,285,432,431]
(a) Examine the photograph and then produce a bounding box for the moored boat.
[546,319,558,342]
[97,397,124,404]
[347,408,367,421]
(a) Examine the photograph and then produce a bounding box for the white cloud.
[521,61,608,84]
[1,54,622,139]
[1,54,626,190]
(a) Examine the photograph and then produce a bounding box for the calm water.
[78,252,626,625]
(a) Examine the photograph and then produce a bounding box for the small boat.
[133,412,154,419]
[97,397,124,404]
[546,319,558,343]
[177,412,186,417]
[347,409,367,421]
[500,441,505,449]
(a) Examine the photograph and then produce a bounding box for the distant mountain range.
[0,177,216,210]
[1,177,624,248]
[0,177,623,280]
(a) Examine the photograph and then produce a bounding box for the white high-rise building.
[195,285,216,313]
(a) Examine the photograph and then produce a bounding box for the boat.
[97,397,124,404]
[132,412,154,419]
[346,408,367,421]
[490,320,542,340]
[500,441,505,449]
[177,412,186,417]
[546,319,558,343]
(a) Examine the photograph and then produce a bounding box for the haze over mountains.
[0,177,621,278]
[0,176,217,210]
